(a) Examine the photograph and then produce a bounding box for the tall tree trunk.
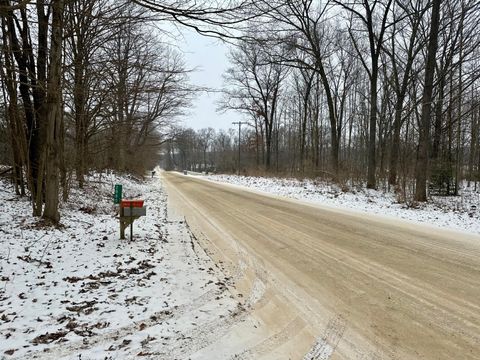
[316,62,339,176]
[43,0,65,223]
[254,117,260,166]
[415,0,442,202]
[367,65,378,188]
[389,95,405,186]
[468,90,477,187]
[265,126,272,169]
[446,76,454,195]
[74,59,87,188]
[431,76,446,160]
[0,27,26,195]
[1,2,45,215]
[454,13,464,196]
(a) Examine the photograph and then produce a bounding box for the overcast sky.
[178,29,243,130]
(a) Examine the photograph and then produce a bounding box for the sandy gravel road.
[162,171,480,360]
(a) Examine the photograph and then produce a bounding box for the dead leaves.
[30,320,110,347]
[79,206,96,214]
[32,330,68,345]
[66,300,98,315]
[63,270,119,283]
[56,316,111,340]
[140,335,156,347]
[17,255,52,268]
[119,339,131,348]
[79,280,113,294]
[63,260,156,287]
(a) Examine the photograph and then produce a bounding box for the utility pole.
[232,121,248,175]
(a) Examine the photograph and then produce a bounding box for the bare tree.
[198,127,215,171]
[64,0,123,187]
[415,0,442,201]
[252,0,346,176]
[386,0,428,186]
[220,40,287,169]
[0,0,66,221]
[336,0,394,188]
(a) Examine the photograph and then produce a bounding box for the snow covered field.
[0,173,240,359]
[205,174,480,235]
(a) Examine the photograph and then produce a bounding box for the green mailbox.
[114,184,122,204]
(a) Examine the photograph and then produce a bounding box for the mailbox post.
[119,199,146,240]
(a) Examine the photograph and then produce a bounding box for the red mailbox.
[120,199,144,208]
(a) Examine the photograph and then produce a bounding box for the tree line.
[1,0,479,222]
[172,0,480,203]
[0,0,210,221]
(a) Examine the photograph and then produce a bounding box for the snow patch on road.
[245,279,266,308]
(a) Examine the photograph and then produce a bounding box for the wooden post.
[130,204,133,241]
[120,206,125,239]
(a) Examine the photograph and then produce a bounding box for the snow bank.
[205,174,480,235]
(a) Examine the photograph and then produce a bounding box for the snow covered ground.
[2,170,479,359]
[205,174,480,235]
[0,172,240,359]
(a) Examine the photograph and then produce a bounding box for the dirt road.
[162,171,480,359]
